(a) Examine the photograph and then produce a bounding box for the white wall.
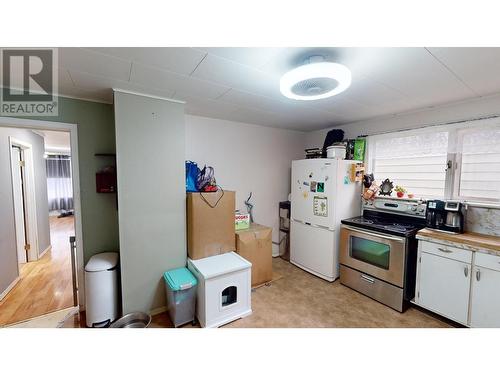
[305,92,500,148]
[185,115,305,256]
[115,92,186,314]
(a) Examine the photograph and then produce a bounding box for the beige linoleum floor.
[62,257,454,328]
[149,257,453,328]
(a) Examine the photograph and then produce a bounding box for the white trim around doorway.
[9,137,39,264]
[0,116,85,311]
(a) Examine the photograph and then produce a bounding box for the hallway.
[0,216,75,326]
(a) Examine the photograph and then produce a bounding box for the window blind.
[459,128,500,200]
[372,132,448,199]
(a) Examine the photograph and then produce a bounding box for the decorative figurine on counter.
[379,178,394,196]
[395,185,407,198]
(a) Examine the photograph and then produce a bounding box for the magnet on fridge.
[303,191,308,199]
[344,176,349,185]
[317,182,324,192]
[310,181,317,192]
[303,181,310,186]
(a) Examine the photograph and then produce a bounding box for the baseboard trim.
[0,276,21,301]
[149,306,168,316]
[39,245,52,258]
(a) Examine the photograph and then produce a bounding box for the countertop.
[416,228,500,253]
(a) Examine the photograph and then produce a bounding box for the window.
[456,127,500,201]
[367,119,500,203]
[372,132,448,199]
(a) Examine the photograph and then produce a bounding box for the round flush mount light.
[280,56,352,101]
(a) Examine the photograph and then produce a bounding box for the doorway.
[0,117,84,327]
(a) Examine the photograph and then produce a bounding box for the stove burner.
[383,223,415,231]
[351,218,373,225]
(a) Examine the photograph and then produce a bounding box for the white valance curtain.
[46,155,73,211]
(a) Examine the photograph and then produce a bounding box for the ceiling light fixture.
[280,56,352,101]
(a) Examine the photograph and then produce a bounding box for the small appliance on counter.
[426,200,464,234]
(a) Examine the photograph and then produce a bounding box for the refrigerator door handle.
[316,224,333,230]
[293,219,334,231]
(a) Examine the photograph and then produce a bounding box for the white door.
[470,266,500,328]
[290,220,337,281]
[291,159,336,228]
[11,146,27,264]
[418,252,470,325]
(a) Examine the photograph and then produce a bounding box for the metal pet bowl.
[109,312,151,328]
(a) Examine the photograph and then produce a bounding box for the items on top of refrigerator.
[326,144,346,159]
[322,129,345,157]
[353,137,366,161]
[304,148,323,159]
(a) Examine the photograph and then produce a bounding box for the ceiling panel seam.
[424,47,480,97]
[189,53,208,76]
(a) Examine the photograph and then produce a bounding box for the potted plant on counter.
[395,185,406,198]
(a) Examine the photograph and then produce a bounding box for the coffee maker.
[443,201,464,233]
[426,200,464,233]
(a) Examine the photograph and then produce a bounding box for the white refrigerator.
[290,158,361,281]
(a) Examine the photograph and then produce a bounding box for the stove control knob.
[418,207,425,212]
[411,206,417,211]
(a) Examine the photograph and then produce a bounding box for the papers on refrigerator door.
[313,196,328,217]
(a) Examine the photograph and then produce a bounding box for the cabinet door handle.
[464,266,469,277]
[476,269,481,281]
[438,247,452,253]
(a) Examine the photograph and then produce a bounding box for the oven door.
[340,225,407,287]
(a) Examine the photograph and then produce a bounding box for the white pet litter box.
[187,252,252,328]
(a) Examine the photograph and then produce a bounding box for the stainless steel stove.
[339,197,427,312]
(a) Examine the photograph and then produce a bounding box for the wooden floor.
[0,215,75,326]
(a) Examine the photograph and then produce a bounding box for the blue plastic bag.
[185,161,200,192]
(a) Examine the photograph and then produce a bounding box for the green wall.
[7,96,119,262]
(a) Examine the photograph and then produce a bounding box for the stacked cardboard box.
[187,190,236,260]
[235,223,273,287]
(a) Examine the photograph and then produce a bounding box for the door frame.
[0,116,85,310]
[9,137,39,264]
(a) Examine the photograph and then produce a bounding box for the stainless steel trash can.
[85,252,119,327]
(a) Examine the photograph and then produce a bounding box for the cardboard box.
[187,190,236,260]
[235,223,272,287]
[235,212,250,230]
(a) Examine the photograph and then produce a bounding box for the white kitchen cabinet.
[470,264,500,328]
[417,251,471,325]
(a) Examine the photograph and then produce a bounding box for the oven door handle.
[344,225,406,242]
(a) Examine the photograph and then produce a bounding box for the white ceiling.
[34,130,70,153]
[48,47,500,130]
